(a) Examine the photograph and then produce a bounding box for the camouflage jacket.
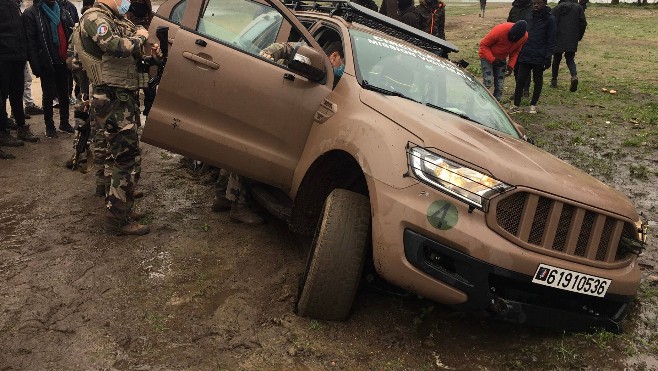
[79,3,146,60]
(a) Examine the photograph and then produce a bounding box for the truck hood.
[360,90,639,220]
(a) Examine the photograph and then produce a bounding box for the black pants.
[0,60,26,130]
[514,62,544,106]
[552,51,577,79]
[41,64,70,130]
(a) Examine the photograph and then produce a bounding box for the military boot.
[0,130,24,147]
[229,202,264,225]
[211,196,231,212]
[129,210,148,221]
[17,125,40,142]
[104,216,150,236]
[0,148,15,160]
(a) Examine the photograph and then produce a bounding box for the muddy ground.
[1,3,657,371]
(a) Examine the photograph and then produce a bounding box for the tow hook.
[489,296,513,316]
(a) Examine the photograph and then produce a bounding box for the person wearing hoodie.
[508,0,533,22]
[398,0,419,29]
[23,0,75,138]
[479,21,528,101]
[416,0,446,40]
[511,0,556,114]
[550,0,586,92]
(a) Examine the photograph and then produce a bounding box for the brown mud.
[1,3,657,370]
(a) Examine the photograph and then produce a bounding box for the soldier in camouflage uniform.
[73,0,158,235]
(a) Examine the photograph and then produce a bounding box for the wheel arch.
[290,150,370,236]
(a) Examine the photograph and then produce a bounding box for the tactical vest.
[72,7,149,90]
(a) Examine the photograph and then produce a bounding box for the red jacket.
[478,22,528,69]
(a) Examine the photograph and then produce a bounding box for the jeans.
[0,60,26,128]
[23,64,35,106]
[481,58,506,101]
[40,64,70,129]
[514,62,544,106]
[552,51,577,79]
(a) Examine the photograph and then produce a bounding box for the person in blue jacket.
[511,0,556,114]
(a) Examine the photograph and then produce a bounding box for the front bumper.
[403,229,634,333]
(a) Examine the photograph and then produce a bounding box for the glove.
[543,58,551,70]
[492,59,506,68]
[506,65,513,76]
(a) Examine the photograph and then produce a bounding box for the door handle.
[195,39,207,47]
[283,73,295,81]
[182,51,219,70]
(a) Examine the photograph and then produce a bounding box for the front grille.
[492,191,635,266]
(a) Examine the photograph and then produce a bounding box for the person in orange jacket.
[478,20,528,101]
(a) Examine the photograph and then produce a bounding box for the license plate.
[532,264,611,297]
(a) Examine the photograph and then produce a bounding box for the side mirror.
[287,45,326,82]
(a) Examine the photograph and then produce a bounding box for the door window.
[196,0,285,56]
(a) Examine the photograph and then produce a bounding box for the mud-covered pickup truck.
[142,0,648,332]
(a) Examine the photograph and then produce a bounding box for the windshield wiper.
[425,102,482,126]
[362,80,419,103]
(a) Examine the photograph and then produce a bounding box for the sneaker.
[550,78,557,88]
[59,123,75,133]
[0,130,24,147]
[529,105,538,114]
[508,105,522,114]
[17,125,40,142]
[0,148,15,160]
[4,117,17,130]
[53,99,59,108]
[25,104,44,115]
[229,203,264,225]
[45,128,58,138]
[570,76,579,92]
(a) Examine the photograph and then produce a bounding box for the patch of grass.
[159,151,173,160]
[629,164,650,180]
[583,330,617,351]
[623,134,647,147]
[308,320,321,331]
[637,281,658,302]
[144,312,168,332]
[200,223,210,232]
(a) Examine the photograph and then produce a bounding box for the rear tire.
[296,189,371,321]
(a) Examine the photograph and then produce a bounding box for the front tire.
[296,189,371,321]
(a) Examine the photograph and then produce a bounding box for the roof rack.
[284,0,459,57]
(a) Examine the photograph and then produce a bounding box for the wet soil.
[2,3,657,371]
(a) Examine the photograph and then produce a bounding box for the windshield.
[350,30,520,138]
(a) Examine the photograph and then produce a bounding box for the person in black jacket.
[550,0,586,92]
[416,0,446,40]
[511,0,556,114]
[58,0,80,104]
[0,0,40,159]
[508,0,533,23]
[398,0,419,29]
[23,0,75,138]
[379,0,399,21]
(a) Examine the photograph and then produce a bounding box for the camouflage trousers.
[90,86,142,222]
[215,169,247,204]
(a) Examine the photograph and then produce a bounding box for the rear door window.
[196,0,285,56]
[169,0,188,24]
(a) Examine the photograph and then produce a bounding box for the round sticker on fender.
[427,200,458,230]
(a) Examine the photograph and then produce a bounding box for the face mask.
[115,0,130,15]
[333,64,345,77]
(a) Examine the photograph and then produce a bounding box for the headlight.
[408,146,512,211]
